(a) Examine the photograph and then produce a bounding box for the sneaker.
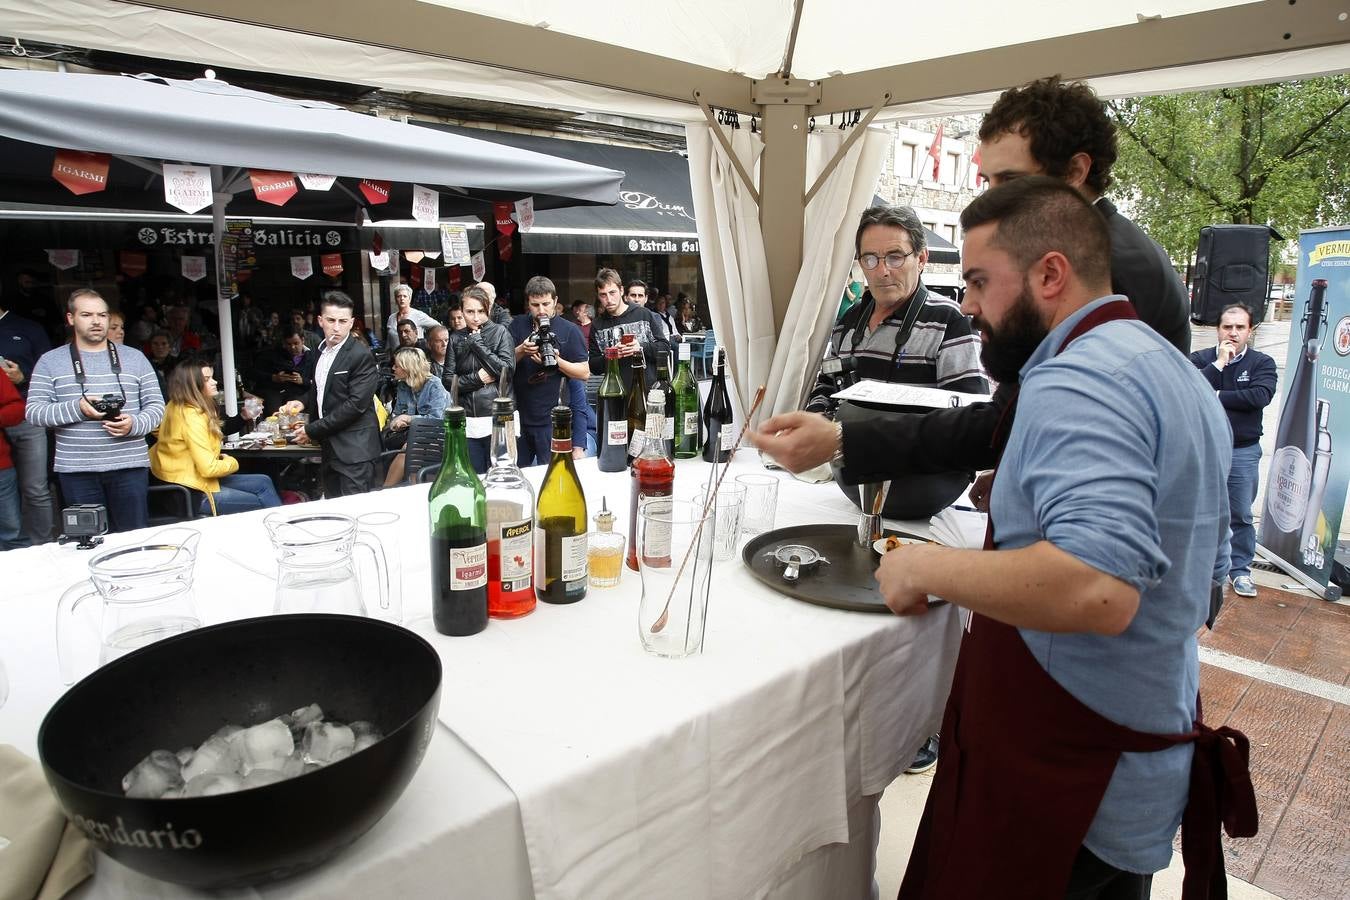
[1232,575,1257,598]
[905,735,939,774]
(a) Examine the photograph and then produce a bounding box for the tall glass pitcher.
[265,513,390,616]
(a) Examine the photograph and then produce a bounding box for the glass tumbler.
[637,498,715,658]
[735,473,779,535]
[695,481,746,562]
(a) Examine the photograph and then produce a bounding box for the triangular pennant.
[359,179,391,205]
[291,256,314,280]
[181,255,207,282]
[494,201,517,239]
[411,184,438,223]
[369,251,390,271]
[46,249,79,270]
[162,163,213,214]
[471,251,486,283]
[423,267,436,292]
[119,251,147,278]
[298,173,336,191]
[409,264,423,290]
[52,149,110,196]
[248,170,299,207]
[514,196,535,233]
[447,266,461,291]
[321,253,343,277]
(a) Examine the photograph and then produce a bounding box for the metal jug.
[57,528,203,684]
[265,513,390,617]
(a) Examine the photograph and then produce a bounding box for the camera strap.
[847,285,928,370]
[69,340,127,404]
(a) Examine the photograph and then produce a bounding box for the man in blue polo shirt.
[510,276,593,465]
[1190,303,1278,598]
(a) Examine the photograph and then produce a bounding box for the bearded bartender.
[754,178,1256,899]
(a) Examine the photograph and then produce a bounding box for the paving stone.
[1266,603,1350,686]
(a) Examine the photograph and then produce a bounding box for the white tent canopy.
[5,0,1349,418]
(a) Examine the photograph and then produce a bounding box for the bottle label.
[450,543,488,590]
[662,416,674,441]
[683,412,699,437]
[641,498,673,561]
[561,533,588,584]
[552,437,571,454]
[607,420,629,446]
[498,519,533,592]
[720,422,734,448]
[1268,446,1312,533]
[628,428,646,457]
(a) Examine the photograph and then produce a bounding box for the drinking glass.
[735,473,779,535]
[695,480,745,562]
[637,498,715,658]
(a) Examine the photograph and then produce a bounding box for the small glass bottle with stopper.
[588,497,625,589]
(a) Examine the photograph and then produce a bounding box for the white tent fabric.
[764,128,888,421]
[685,124,773,421]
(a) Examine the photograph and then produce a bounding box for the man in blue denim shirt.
[879,178,1232,898]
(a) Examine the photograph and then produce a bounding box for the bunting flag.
[404,250,424,264]
[494,200,517,262]
[298,173,336,191]
[369,250,390,271]
[411,184,438,223]
[409,265,423,290]
[447,266,462,291]
[423,267,436,293]
[162,163,213,214]
[248,170,299,207]
[119,251,147,278]
[927,122,944,182]
[514,196,535,233]
[359,179,391,205]
[471,251,486,283]
[181,255,207,282]
[321,253,344,277]
[51,149,110,196]
[371,230,384,255]
[290,256,314,280]
[46,249,79,270]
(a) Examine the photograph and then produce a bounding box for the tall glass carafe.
[1264,278,1327,564]
[429,406,488,635]
[485,396,536,618]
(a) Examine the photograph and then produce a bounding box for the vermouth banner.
[1258,225,1350,595]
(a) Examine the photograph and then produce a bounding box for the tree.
[1108,76,1350,267]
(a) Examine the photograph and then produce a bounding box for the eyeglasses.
[857,250,917,271]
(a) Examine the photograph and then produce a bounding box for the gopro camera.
[58,503,109,549]
[90,394,126,420]
[533,316,560,373]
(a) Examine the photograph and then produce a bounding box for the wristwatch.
[832,421,845,463]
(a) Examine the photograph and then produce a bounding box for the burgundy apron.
[899,300,1257,900]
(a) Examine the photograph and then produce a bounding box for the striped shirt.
[807,284,987,413]
[25,342,164,472]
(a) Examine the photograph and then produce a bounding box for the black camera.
[821,353,858,393]
[533,316,560,373]
[58,503,109,549]
[90,394,125,420]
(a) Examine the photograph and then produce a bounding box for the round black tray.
[741,523,931,614]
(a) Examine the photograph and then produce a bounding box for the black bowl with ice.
[37,614,442,889]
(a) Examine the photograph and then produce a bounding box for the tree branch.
[1115,118,1230,212]
[1280,95,1350,162]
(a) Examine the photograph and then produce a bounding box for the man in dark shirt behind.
[587,268,670,393]
[1190,304,1277,598]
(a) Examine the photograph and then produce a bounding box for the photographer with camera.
[26,289,164,533]
[445,287,514,471]
[510,276,593,465]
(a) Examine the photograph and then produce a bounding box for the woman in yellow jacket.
[150,361,282,516]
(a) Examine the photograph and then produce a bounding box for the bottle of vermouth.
[597,347,628,472]
[628,387,675,571]
[672,342,702,459]
[1264,278,1328,565]
[429,406,488,636]
[484,396,536,619]
[653,351,676,460]
[1299,399,1334,569]
[535,405,588,604]
[701,345,734,464]
[625,345,649,466]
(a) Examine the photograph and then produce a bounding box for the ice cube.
[301,721,355,766]
[181,735,241,781]
[238,719,294,773]
[348,721,381,739]
[175,746,194,766]
[285,703,324,732]
[241,769,287,790]
[183,773,243,797]
[279,752,308,779]
[122,750,184,799]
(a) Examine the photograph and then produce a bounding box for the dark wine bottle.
[1263,278,1327,565]
[653,351,676,460]
[701,344,733,463]
[535,405,588,604]
[428,406,488,636]
[597,347,628,472]
[625,353,649,466]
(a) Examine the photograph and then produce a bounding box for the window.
[945,152,962,185]
[923,222,937,235]
[943,224,958,244]
[897,142,917,179]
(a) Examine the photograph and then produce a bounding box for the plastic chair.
[379,416,446,486]
[147,480,198,524]
[691,329,715,380]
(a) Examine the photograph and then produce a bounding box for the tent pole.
[758,102,808,334]
[210,165,239,418]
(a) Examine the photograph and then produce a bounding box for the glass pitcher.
[265,512,390,617]
[57,528,203,684]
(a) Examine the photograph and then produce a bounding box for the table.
[0,453,962,899]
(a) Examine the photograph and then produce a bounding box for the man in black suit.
[256,328,314,414]
[284,291,380,497]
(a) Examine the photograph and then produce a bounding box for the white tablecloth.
[0,453,960,899]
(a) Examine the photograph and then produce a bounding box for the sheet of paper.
[832,379,991,409]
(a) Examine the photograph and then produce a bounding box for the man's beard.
[975,283,1048,385]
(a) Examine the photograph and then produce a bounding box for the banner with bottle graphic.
[1258,225,1350,594]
